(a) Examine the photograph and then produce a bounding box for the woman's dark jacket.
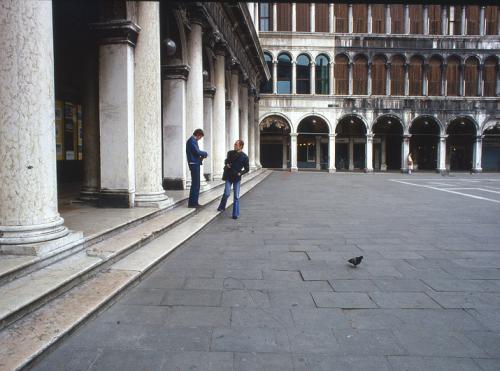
[223,150,249,183]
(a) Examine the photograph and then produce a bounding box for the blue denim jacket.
[186,136,208,165]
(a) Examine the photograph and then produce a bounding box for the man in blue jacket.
[186,129,208,208]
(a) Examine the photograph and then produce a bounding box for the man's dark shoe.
[188,204,201,208]
[232,216,238,220]
[217,207,224,212]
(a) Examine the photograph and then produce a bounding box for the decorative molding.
[162,64,190,80]
[90,20,141,47]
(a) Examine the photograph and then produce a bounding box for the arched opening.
[297,116,330,170]
[353,54,368,95]
[334,54,349,95]
[315,54,330,95]
[260,53,273,93]
[336,116,367,170]
[428,56,443,96]
[483,122,500,171]
[483,56,497,97]
[464,57,479,97]
[391,55,405,96]
[446,56,460,96]
[372,116,404,171]
[259,115,291,169]
[409,56,423,96]
[296,54,311,94]
[277,53,292,94]
[372,55,387,95]
[446,118,476,171]
[410,117,440,171]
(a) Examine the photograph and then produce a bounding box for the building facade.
[0,1,268,255]
[251,3,500,173]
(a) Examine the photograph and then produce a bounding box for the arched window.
[486,6,499,35]
[334,54,349,95]
[315,3,329,32]
[353,55,368,95]
[296,54,310,94]
[260,53,273,93]
[391,5,404,34]
[466,6,479,35]
[410,5,423,34]
[277,3,291,32]
[372,55,386,95]
[429,5,442,35]
[353,5,367,33]
[464,57,479,96]
[277,53,292,94]
[391,55,405,96]
[296,3,310,32]
[409,56,423,96]
[371,5,385,33]
[484,56,497,96]
[428,56,442,96]
[335,4,348,33]
[446,56,460,96]
[259,3,273,31]
[315,54,329,95]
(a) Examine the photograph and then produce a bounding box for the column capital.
[162,64,190,81]
[366,133,374,140]
[90,20,141,47]
[229,58,241,72]
[204,85,216,98]
[290,133,298,138]
[225,99,232,109]
[439,134,448,140]
[475,135,485,142]
[403,134,412,140]
[328,133,337,138]
[187,6,209,28]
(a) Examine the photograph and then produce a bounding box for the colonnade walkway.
[33,172,500,370]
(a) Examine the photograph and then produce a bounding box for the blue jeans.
[218,180,241,217]
[188,163,200,206]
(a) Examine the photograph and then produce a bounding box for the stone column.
[292,61,297,95]
[423,5,429,35]
[441,6,448,35]
[479,6,485,36]
[248,89,257,170]
[329,61,335,95]
[367,5,373,33]
[367,62,372,95]
[386,5,391,34]
[423,64,428,96]
[498,9,500,35]
[386,63,392,95]
[290,133,298,171]
[311,61,316,95]
[282,136,288,169]
[441,63,447,96]
[404,5,410,34]
[93,20,140,207]
[401,135,410,172]
[381,137,387,171]
[497,64,500,96]
[239,82,249,148]
[328,134,336,173]
[229,67,240,147]
[472,136,483,173]
[310,3,316,32]
[291,3,296,32]
[365,133,374,172]
[348,4,353,33]
[348,139,354,170]
[212,45,226,180]
[273,2,278,32]
[348,62,353,95]
[459,63,465,96]
[272,60,278,94]
[460,6,466,35]
[0,0,83,255]
[254,3,259,32]
[225,100,232,151]
[477,63,484,96]
[437,135,447,173]
[162,66,189,190]
[315,136,321,169]
[449,6,455,35]
[329,3,335,33]
[203,86,215,180]
[404,63,410,96]
[134,2,170,208]
[254,97,262,168]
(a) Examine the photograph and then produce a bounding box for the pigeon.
[348,256,363,267]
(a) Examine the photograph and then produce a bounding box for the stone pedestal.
[0,0,82,255]
[134,2,170,208]
[212,50,226,180]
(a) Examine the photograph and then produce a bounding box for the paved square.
[33,172,500,370]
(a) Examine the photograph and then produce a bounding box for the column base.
[135,191,172,209]
[98,190,135,208]
[163,177,186,191]
[381,164,387,171]
[401,169,409,174]
[472,168,482,173]
[0,230,83,257]
[328,168,336,173]
[364,168,373,173]
[80,187,99,202]
[291,167,298,172]
[437,168,449,175]
[250,166,258,172]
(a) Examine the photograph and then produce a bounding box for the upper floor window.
[391,5,404,34]
[428,56,443,96]
[335,4,348,33]
[315,3,329,32]
[429,5,442,35]
[483,56,498,96]
[260,53,273,93]
[277,53,292,94]
[296,3,310,32]
[371,5,385,34]
[449,6,462,35]
[466,5,480,35]
[277,3,292,32]
[391,55,405,96]
[485,6,499,35]
[464,57,479,96]
[353,5,367,33]
[409,5,423,34]
[259,3,272,31]
[334,54,349,95]
[372,55,386,95]
[409,56,423,96]
[353,55,368,95]
[315,55,329,95]
[296,54,311,94]
[446,56,460,96]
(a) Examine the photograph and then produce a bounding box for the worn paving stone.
[221,289,271,308]
[473,358,500,371]
[290,308,351,330]
[165,306,230,327]
[211,327,286,353]
[234,352,295,371]
[387,356,483,371]
[160,289,222,307]
[231,307,294,328]
[88,349,165,371]
[330,279,379,292]
[312,292,378,309]
[292,354,392,371]
[368,292,441,308]
[333,329,407,356]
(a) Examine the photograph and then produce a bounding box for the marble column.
[254,3,259,32]
[134,2,170,208]
[365,133,374,172]
[329,3,335,33]
[212,46,226,180]
[272,61,278,94]
[0,0,81,254]
[385,5,391,34]
[329,61,335,95]
[381,137,387,171]
[310,3,316,32]
[401,135,410,172]
[479,6,485,36]
[459,63,465,96]
[441,64,447,96]
[460,6,466,35]
[315,136,321,169]
[229,67,240,148]
[282,136,288,169]
[348,4,353,33]
[292,61,297,95]
[203,86,215,180]
[367,5,373,34]
[386,63,392,95]
[254,97,262,168]
[239,82,249,149]
[328,134,336,173]
[291,3,296,32]
[367,63,372,95]
[423,5,429,35]
[477,63,484,96]
[422,64,428,96]
[248,89,257,171]
[290,133,298,171]
[404,63,410,96]
[225,100,232,151]
[348,62,353,95]
[273,3,277,32]
[437,135,447,173]
[311,61,316,95]
[348,139,354,170]
[441,6,448,35]
[162,66,189,190]
[94,21,140,207]
[472,135,483,173]
[404,5,410,34]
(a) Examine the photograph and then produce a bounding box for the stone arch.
[259,114,292,169]
[409,115,443,171]
[296,115,330,170]
[335,113,369,133]
[371,114,405,171]
[295,51,314,63]
[297,113,332,134]
[335,114,368,171]
[446,116,478,171]
[259,112,293,132]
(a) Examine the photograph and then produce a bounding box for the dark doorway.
[410,117,440,171]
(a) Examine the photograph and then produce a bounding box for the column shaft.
[329,62,335,95]
[290,134,298,171]
[282,136,288,169]
[328,134,336,172]
[472,136,483,173]
[348,139,354,170]
[385,5,391,34]
[401,135,410,172]
[292,61,297,95]
[203,91,214,180]
[272,61,278,94]
[310,3,315,32]
[212,52,226,180]
[291,3,296,32]
[404,5,410,34]
[367,5,372,34]
[348,4,353,33]
[423,5,429,35]
[348,63,353,95]
[477,63,483,96]
[479,6,485,36]
[460,6,466,35]
[273,3,277,32]
[386,64,392,95]
[248,92,256,170]
[254,99,262,168]
[381,137,387,171]
[315,136,321,169]
[239,84,249,148]
[365,134,374,172]
[311,62,316,95]
[437,135,447,173]
[404,64,410,96]
[367,63,372,95]
[329,3,334,33]
[229,70,240,148]
[441,6,448,35]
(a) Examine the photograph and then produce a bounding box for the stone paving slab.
[32,172,500,370]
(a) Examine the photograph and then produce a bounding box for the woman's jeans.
[218,180,241,217]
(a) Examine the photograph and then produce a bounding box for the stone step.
[0,170,271,371]
[0,170,267,332]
